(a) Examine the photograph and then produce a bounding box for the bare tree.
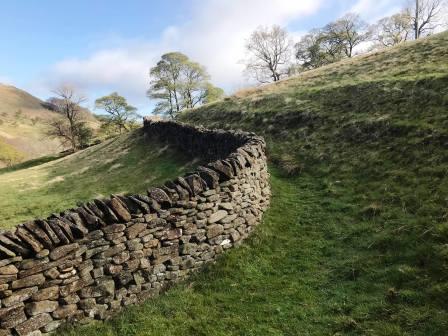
[46,86,92,151]
[324,13,370,57]
[406,0,446,39]
[243,25,293,83]
[372,12,413,47]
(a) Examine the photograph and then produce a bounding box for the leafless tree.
[243,25,293,83]
[372,12,413,47]
[46,86,91,151]
[324,13,370,57]
[407,0,446,39]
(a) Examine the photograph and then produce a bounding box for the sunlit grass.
[0,130,195,228]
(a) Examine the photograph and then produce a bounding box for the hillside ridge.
[0,84,99,167]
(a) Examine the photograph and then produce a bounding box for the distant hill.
[0,84,99,167]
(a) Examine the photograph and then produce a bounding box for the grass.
[8,33,448,335]
[59,165,448,335]
[0,130,195,228]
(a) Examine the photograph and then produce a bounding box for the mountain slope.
[54,33,448,335]
[178,33,447,334]
[0,84,99,167]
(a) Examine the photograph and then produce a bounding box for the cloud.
[37,0,323,112]
[350,0,406,22]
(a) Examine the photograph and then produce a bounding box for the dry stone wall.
[0,120,270,336]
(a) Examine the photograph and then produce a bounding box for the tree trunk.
[415,0,419,39]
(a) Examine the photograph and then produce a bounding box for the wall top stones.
[0,120,270,336]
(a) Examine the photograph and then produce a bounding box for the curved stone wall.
[0,120,270,335]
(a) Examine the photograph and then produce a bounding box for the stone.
[36,249,49,258]
[207,224,224,239]
[126,223,147,239]
[52,304,78,319]
[220,214,239,224]
[60,279,90,297]
[44,268,60,280]
[147,188,172,208]
[207,160,234,180]
[0,305,27,329]
[109,198,132,222]
[80,279,114,298]
[26,301,59,316]
[31,286,59,301]
[0,234,30,256]
[11,274,45,289]
[85,245,110,258]
[15,228,44,253]
[219,202,234,211]
[0,256,21,268]
[99,243,126,258]
[42,320,61,333]
[102,224,126,234]
[112,251,130,264]
[15,313,53,335]
[3,286,38,307]
[0,274,16,285]
[61,293,80,305]
[47,219,70,245]
[95,199,119,223]
[184,174,204,196]
[19,257,49,270]
[23,221,53,249]
[197,166,220,189]
[208,210,228,224]
[106,264,122,275]
[166,228,182,240]
[49,243,79,260]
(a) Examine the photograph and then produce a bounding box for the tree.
[243,25,293,83]
[324,13,370,58]
[46,86,93,152]
[372,12,412,47]
[406,0,446,39]
[295,29,344,70]
[181,60,210,109]
[147,52,222,118]
[202,83,225,104]
[95,92,139,134]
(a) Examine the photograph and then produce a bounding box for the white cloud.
[350,0,406,22]
[36,0,323,112]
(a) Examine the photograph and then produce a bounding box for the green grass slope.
[0,130,196,229]
[59,33,448,335]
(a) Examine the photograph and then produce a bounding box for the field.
[0,130,195,228]
[3,33,447,335]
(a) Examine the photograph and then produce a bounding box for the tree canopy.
[95,92,139,134]
[147,52,223,118]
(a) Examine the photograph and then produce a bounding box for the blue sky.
[0,0,406,115]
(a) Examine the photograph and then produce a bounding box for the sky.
[0,0,408,115]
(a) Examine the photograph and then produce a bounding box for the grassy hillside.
[56,33,448,335]
[0,130,195,228]
[0,84,99,167]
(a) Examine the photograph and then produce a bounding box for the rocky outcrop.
[0,120,270,335]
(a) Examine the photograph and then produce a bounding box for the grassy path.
[58,166,447,335]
